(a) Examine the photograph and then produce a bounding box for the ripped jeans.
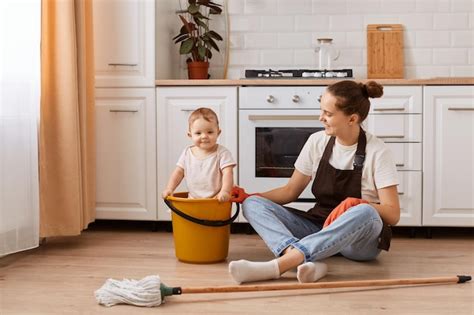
[242,196,383,262]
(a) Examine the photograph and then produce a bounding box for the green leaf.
[206,48,212,59]
[173,34,189,43]
[179,25,189,34]
[180,38,195,55]
[198,45,206,60]
[188,3,199,14]
[208,30,223,41]
[194,17,208,30]
[209,7,221,15]
[208,1,222,7]
[206,37,220,51]
[194,11,209,20]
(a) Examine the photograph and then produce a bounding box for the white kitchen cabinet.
[156,87,238,221]
[95,88,156,220]
[365,86,423,226]
[398,172,422,226]
[423,86,474,227]
[92,0,155,87]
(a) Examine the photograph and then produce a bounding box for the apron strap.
[353,128,367,171]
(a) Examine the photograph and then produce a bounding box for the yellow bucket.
[164,192,239,264]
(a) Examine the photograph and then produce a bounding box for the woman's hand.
[323,197,369,228]
[230,186,260,203]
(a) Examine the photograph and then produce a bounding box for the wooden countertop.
[156,77,474,86]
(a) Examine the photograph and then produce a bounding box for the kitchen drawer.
[396,171,422,226]
[365,114,422,142]
[239,86,325,110]
[385,142,422,171]
[370,86,422,114]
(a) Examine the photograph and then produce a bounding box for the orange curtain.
[40,0,95,237]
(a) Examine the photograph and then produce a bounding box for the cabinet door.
[423,86,474,226]
[364,114,422,142]
[95,88,156,220]
[157,87,238,221]
[93,0,155,87]
[370,86,422,113]
[397,171,422,226]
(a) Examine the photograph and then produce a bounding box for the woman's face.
[319,92,356,137]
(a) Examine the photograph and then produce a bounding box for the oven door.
[239,109,324,200]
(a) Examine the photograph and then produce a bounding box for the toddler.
[162,107,236,202]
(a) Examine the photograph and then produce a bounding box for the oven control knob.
[266,95,275,103]
[292,95,300,103]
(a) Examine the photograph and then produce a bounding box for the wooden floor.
[1,222,473,314]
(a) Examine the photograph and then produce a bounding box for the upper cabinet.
[92,0,155,87]
[423,86,474,227]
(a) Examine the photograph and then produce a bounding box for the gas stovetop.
[245,69,353,79]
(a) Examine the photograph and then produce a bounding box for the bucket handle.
[164,199,240,227]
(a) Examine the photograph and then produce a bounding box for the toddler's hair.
[188,107,219,129]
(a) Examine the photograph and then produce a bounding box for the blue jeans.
[242,196,383,262]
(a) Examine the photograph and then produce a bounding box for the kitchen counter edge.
[156,77,474,86]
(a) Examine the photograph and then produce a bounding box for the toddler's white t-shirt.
[294,130,399,203]
[177,144,236,199]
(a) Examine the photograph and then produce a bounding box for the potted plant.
[173,0,223,79]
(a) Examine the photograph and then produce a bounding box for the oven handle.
[248,115,320,121]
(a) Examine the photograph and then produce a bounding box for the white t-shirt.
[177,144,236,199]
[294,130,398,203]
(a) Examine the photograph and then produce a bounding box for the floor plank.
[1,224,473,314]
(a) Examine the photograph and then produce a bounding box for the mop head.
[95,275,162,307]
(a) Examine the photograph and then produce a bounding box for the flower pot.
[187,61,209,79]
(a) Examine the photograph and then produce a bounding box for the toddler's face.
[188,118,221,151]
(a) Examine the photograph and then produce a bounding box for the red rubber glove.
[230,186,260,203]
[323,197,369,228]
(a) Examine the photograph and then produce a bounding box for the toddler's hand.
[162,189,173,199]
[216,190,231,203]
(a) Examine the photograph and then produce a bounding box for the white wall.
[161,0,474,79]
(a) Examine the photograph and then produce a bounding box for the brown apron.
[287,128,391,251]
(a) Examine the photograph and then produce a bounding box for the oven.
[239,86,327,210]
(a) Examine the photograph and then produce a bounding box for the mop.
[95,274,471,307]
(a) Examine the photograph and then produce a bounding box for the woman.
[229,80,400,284]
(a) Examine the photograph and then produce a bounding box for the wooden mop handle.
[180,275,471,294]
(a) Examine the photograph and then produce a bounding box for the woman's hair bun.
[364,81,384,98]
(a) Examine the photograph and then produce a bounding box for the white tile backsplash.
[278,33,312,48]
[170,0,474,79]
[433,13,469,29]
[433,48,468,64]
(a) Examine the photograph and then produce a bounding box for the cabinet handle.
[448,107,474,111]
[109,109,138,113]
[266,95,275,103]
[108,63,138,66]
[180,109,196,112]
[292,95,300,103]
[377,135,405,139]
[398,192,404,195]
[396,163,405,167]
[373,107,405,111]
[248,115,320,121]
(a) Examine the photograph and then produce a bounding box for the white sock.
[296,262,328,283]
[229,259,280,284]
